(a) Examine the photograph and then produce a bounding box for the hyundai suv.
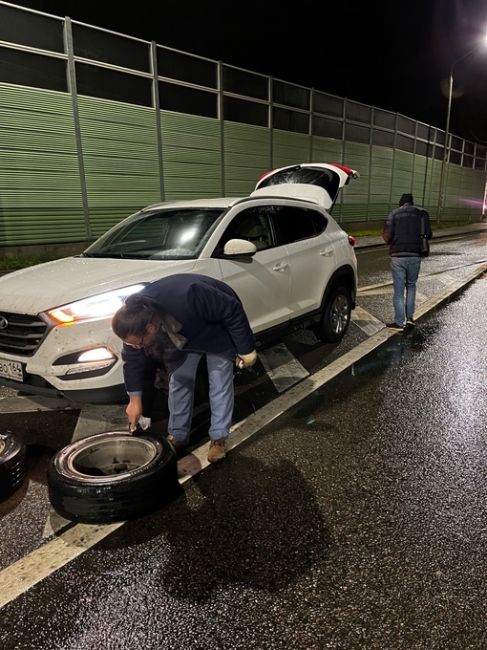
[0,163,358,403]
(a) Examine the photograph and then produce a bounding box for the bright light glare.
[47,284,145,324]
[77,348,114,362]
[178,228,197,245]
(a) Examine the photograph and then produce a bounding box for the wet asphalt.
[0,232,486,648]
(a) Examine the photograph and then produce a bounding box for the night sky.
[10,0,487,142]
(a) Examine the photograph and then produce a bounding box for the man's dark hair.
[112,294,161,339]
[399,193,414,206]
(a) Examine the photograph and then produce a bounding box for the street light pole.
[437,71,454,224]
[436,33,487,224]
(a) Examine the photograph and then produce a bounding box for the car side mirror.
[223,239,257,258]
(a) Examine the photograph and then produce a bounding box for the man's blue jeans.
[391,256,421,326]
[168,352,234,443]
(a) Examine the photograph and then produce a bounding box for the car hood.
[0,256,198,313]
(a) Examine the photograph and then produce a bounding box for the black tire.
[318,285,352,343]
[47,432,179,524]
[0,432,26,499]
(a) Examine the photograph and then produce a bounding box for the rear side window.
[272,207,327,245]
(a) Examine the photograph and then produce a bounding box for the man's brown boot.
[207,439,227,463]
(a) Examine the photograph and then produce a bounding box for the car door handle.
[272,262,289,272]
[319,249,334,257]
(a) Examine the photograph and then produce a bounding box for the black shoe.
[406,318,415,327]
[386,322,404,332]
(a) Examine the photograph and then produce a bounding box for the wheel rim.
[62,435,160,482]
[0,437,6,455]
[330,294,349,335]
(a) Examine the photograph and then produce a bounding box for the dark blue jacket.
[122,274,255,393]
[383,203,432,256]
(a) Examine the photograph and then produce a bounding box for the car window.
[215,207,274,254]
[258,166,340,199]
[272,206,327,245]
[83,209,224,260]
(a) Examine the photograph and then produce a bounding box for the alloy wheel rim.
[330,295,349,334]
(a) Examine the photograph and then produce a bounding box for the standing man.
[383,193,432,331]
[112,273,257,463]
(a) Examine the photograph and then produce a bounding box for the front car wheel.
[318,285,352,343]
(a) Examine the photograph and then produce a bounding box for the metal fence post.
[63,16,91,239]
[218,62,225,196]
[367,108,373,222]
[388,115,398,212]
[150,41,165,202]
[309,89,314,163]
[269,77,273,170]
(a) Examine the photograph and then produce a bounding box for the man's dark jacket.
[383,202,432,256]
[121,273,255,394]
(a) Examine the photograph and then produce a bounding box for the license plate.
[0,357,23,382]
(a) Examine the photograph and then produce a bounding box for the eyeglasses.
[123,333,148,349]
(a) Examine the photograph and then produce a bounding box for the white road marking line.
[1,263,485,611]
[0,522,124,610]
[415,291,429,303]
[351,306,385,336]
[258,343,309,393]
[357,287,393,296]
[436,273,458,285]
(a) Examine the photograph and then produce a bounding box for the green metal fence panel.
[77,95,160,236]
[462,169,486,220]
[311,137,342,163]
[223,122,271,196]
[424,159,442,216]
[444,164,466,221]
[341,142,369,222]
[391,150,414,205]
[412,155,430,209]
[272,130,310,169]
[161,111,222,200]
[369,145,394,220]
[0,83,85,245]
[1,4,485,247]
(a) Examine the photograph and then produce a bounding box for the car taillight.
[348,235,357,247]
[257,169,275,181]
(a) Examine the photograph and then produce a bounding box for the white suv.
[0,163,358,403]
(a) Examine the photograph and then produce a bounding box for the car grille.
[0,311,49,356]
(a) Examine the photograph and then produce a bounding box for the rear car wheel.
[48,432,179,524]
[0,432,26,499]
[318,285,352,343]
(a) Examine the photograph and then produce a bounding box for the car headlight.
[45,284,146,325]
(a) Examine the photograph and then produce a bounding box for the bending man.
[112,273,257,463]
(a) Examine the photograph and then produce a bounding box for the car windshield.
[82,208,225,260]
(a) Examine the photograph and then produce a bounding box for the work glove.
[236,350,257,368]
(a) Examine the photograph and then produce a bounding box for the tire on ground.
[0,432,26,499]
[48,432,179,524]
[317,285,352,343]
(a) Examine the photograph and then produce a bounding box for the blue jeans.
[391,256,421,325]
[168,352,234,443]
